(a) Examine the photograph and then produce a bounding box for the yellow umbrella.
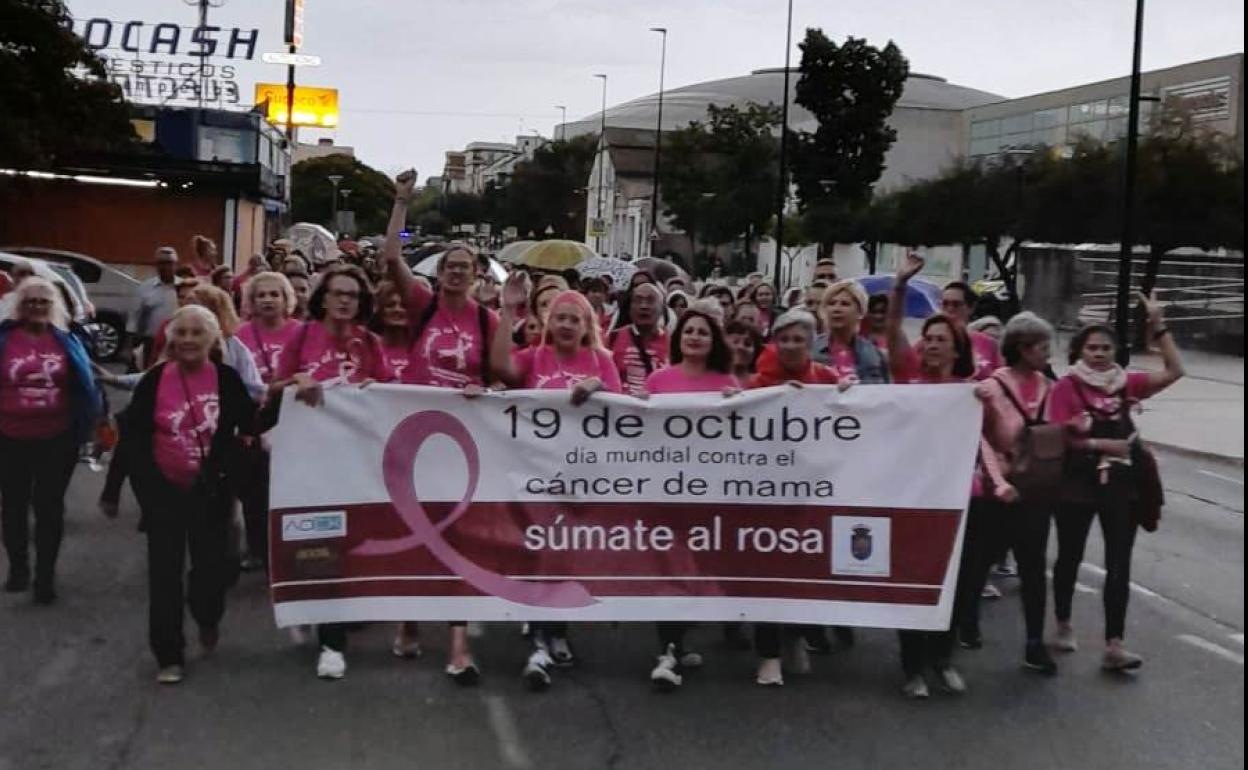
[496,240,537,264]
[517,240,596,271]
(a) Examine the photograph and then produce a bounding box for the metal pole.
[284,45,296,142]
[771,0,794,288]
[594,74,608,253]
[1114,0,1145,365]
[649,27,668,258]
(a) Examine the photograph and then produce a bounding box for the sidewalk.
[1126,346,1244,464]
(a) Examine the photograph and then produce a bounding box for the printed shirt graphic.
[608,326,670,397]
[152,363,219,489]
[382,341,413,384]
[1048,372,1151,425]
[0,329,71,439]
[237,319,302,384]
[644,366,739,394]
[405,284,500,388]
[277,322,394,384]
[513,346,622,392]
[825,339,861,382]
[969,331,1004,382]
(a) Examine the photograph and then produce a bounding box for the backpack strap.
[994,376,1047,426]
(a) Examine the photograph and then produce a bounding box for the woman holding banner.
[1049,297,1183,673]
[642,299,741,691]
[384,169,501,686]
[123,306,258,684]
[743,308,840,686]
[490,277,623,690]
[886,252,984,698]
[276,263,395,681]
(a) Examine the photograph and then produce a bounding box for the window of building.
[1106,117,1128,141]
[1033,107,1068,128]
[1107,95,1130,118]
[969,136,1001,157]
[1000,132,1033,150]
[1030,125,1067,148]
[1070,100,1107,123]
[970,119,1000,139]
[1001,113,1033,134]
[1070,119,1107,142]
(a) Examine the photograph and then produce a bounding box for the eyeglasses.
[327,289,360,300]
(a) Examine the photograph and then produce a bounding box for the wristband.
[1152,327,1170,341]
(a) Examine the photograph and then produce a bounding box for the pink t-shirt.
[1048,372,1152,426]
[825,340,860,382]
[512,346,622,392]
[237,319,302,384]
[382,341,412,384]
[152,363,219,489]
[644,366,739,394]
[970,331,1004,382]
[276,322,394,384]
[406,284,500,388]
[608,325,670,397]
[0,329,71,439]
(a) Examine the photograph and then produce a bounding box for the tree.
[500,135,597,238]
[290,154,395,234]
[660,102,781,266]
[0,0,137,167]
[792,30,909,252]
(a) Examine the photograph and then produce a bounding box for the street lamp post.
[339,188,352,234]
[649,27,668,259]
[593,73,608,254]
[555,105,567,141]
[327,174,343,235]
[771,0,794,289]
[1113,0,1147,365]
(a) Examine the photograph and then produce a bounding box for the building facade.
[441,137,547,196]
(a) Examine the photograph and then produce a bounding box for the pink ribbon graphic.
[353,410,596,608]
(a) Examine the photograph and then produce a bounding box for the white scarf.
[1071,360,1128,394]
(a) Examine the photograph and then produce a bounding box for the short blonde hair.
[242,271,297,319]
[189,284,240,337]
[6,276,70,329]
[162,305,223,361]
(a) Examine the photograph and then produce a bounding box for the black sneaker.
[1024,641,1058,676]
[4,570,30,593]
[959,627,983,650]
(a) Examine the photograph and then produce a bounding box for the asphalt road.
[0,448,1241,770]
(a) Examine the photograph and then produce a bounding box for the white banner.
[268,384,981,630]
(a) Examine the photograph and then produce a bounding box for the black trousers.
[754,624,825,659]
[1053,486,1138,641]
[143,474,230,667]
[238,443,270,563]
[957,498,1051,643]
[896,505,980,677]
[0,430,79,586]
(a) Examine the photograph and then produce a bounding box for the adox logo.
[282,511,347,542]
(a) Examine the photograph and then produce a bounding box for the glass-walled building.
[964,54,1242,159]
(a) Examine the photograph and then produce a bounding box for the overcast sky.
[70,0,1244,182]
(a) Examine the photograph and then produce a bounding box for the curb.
[1146,440,1245,468]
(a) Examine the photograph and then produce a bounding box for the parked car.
[0,251,91,327]
[1,247,139,360]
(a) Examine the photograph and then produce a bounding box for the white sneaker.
[316,646,346,680]
[756,657,784,686]
[1053,624,1078,652]
[650,643,682,691]
[549,636,575,668]
[391,633,423,659]
[937,666,967,694]
[522,648,554,691]
[1102,644,1143,672]
[981,583,1002,599]
[786,636,812,675]
[289,625,312,646]
[901,675,929,699]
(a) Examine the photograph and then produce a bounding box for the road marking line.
[1078,563,1158,598]
[1177,634,1245,666]
[1198,469,1245,486]
[1075,582,1097,594]
[483,695,532,769]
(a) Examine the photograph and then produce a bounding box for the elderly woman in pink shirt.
[961,311,1060,677]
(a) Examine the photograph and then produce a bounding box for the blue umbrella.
[855,276,942,318]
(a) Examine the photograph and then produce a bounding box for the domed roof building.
[564,67,1003,260]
